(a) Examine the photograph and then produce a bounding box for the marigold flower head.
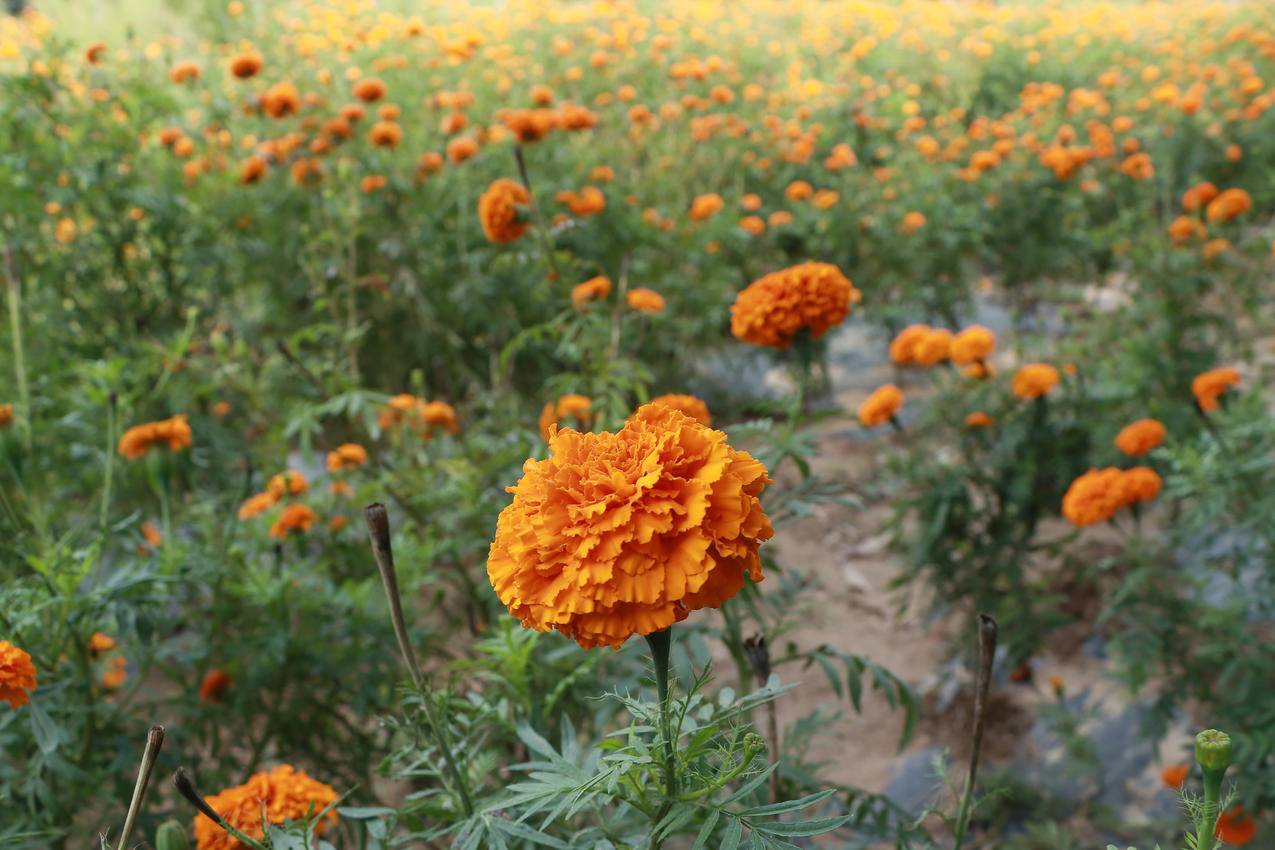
[539,394,592,441]
[1114,419,1165,456]
[1192,367,1240,412]
[238,492,278,520]
[649,394,711,426]
[0,641,37,709]
[1205,188,1252,224]
[266,470,308,499]
[626,288,665,314]
[118,414,192,460]
[170,61,201,84]
[368,120,402,148]
[478,178,531,244]
[965,411,993,428]
[1168,215,1206,244]
[1012,363,1060,399]
[380,395,460,438]
[889,324,931,365]
[900,210,926,234]
[199,669,231,703]
[1160,763,1189,790]
[730,262,860,349]
[688,193,724,222]
[326,443,368,472]
[914,328,952,366]
[1215,806,1257,846]
[101,656,127,690]
[1181,181,1218,212]
[228,51,263,79]
[240,155,267,185]
[89,632,116,655]
[1061,468,1127,526]
[352,77,386,102]
[269,504,318,540]
[488,402,772,649]
[193,765,338,850]
[556,186,606,217]
[0,404,12,428]
[262,81,300,118]
[571,275,612,309]
[950,325,996,365]
[858,384,904,428]
[1120,466,1163,505]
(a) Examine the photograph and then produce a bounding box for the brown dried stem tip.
[114,725,165,850]
[952,613,998,850]
[365,503,423,689]
[173,768,269,850]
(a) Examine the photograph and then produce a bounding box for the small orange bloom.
[730,262,860,349]
[238,492,278,520]
[267,470,308,499]
[1215,807,1257,846]
[326,443,368,472]
[626,288,665,314]
[965,411,993,428]
[1205,188,1252,224]
[859,385,904,428]
[539,394,592,441]
[228,51,263,79]
[1114,419,1165,456]
[0,404,12,428]
[0,641,37,709]
[101,656,127,690]
[89,632,116,655]
[949,326,996,365]
[889,325,931,365]
[571,275,612,309]
[194,765,338,850]
[478,178,531,244]
[269,504,318,540]
[1160,763,1189,789]
[1192,367,1240,412]
[1011,364,1060,400]
[369,121,402,148]
[688,193,724,222]
[199,669,231,702]
[900,211,926,234]
[353,77,387,102]
[118,415,192,460]
[913,328,952,367]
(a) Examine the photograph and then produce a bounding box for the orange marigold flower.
[353,77,386,102]
[858,384,904,428]
[238,492,278,520]
[950,325,996,365]
[1205,188,1252,224]
[0,641,37,709]
[1062,468,1127,526]
[262,81,300,118]
[502,108,558,142]
[267,470,308,499]
[739,215,765,235]
[688,193,724,222]
[329,480,352,497]
[199,669,231,703]
[193,765,338,850]
[1120,466,1163,505]
[326,443,368,472]
[626,288,665,314]
[538,394,592,441]
[89,632,116,655]
[1168,215,1206,244]
[269,504,318,540]
[889,324,931,365]
[488,402,773,650]
[1192,367,1240,412]
[101,656,127,690]
[1181,181,1218,212]
[556,186,606,217]
[228,51,263,79]
[1160,763,1189,789]
[142,520,163,549]
[900,211,926,234]
[368,120,402,148]
[965,411,993,428]
[240,155,267,185]
[447,136,479,164]
[478,178,531,244]
[1012,364,1060,399]
[170,61,201,84]
[730,261,860,349]
[117,414,192,460]
[1215,806,1257,846]
[913,328,952,366]
[85,42,107,64]
[571,275,612,309]
[0,403,13,428]
[1114,419,1166,456]
[420,401,460,435]
[649,394,711,426]
[379,395,459,437]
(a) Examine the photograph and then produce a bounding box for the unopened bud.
[743,732,766,754]
[1195,729,1232,773]
[155,820,191,850]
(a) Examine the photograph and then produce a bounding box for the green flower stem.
[953,614,998,850]
[4,244,32,452]
[1195,729,1232,850]
[645,628,678,802]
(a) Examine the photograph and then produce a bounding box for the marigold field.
[2,0,1274,848]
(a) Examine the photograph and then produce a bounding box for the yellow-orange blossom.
[487,402,773,649]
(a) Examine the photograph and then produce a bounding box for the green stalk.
[4,244,32,452]
[1195,729,1232,850]
[645,628,678,850]
[100,393,116,530]
[953,614,998,850]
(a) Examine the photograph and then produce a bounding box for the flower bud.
[743,732,766,754]
[1195,729,1232,773]
[155,820,190,850]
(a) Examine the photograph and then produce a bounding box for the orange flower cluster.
[538,393,592,441]
[730,261,860,349]
[488,402,772,649]
[556,186,606,217]
[649,393,711,426]
[1160,763,1189,789]
[1205,187,1252,223]
[949,325,996,365]
[1191,367,1240,412]
[0,641,37,709]
[626,287,665,313]
[478,178,531,243]
[326,443,368,472]
[199,668,232,702]
[117,414,192,460]
[1113,418,1166,456]
[193,765,339,850]
[688,193,724,221]
[1011,363,1060,399]
[571,275,611,309]
[858,384,904,427]
[379,395,460,437]
[269,503,318,540]
[1061,466,1162,526]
